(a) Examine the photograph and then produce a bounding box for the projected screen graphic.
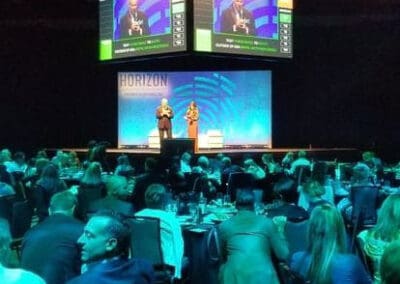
[194,0,293,58]
[99,0,186,61]
[118,71,272,148]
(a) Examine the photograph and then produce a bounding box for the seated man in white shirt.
[135,183,184,279]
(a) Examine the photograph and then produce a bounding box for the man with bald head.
[120,0,149,38]
[156,98,174,144]
[88,175,135,218]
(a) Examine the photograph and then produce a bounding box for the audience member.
[75,162,107,220]
[218,189,288,284]
[114,154,135,178]
[67,210,154,284]
[337,162,375,221]
[243,158,266,180]
[21,191,84,284]
[261,153,282,175]
[311,161,335,204]
[0,218,45,284]
[300,180,331,213]
[380,240,400,284]
[135,183,184,279]
[288,150,311,175]
[89,175,135,218]
[0,165,15,197]
[281,151,294,170]
[290,204,372,283]
[266,177,309,222]
[35,163,68,221]
[180,152,192,174]
[192,155,221,186]
[357,194,400,283]
[133,157,166,212]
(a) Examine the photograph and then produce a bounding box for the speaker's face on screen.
[233,0,244,9]
[128,0,138,13]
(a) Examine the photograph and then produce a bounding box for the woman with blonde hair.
[291,204,371,283]
[358,194,400,283]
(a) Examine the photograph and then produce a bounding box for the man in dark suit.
[88,175,135,218]
[21,191,84,284]
[67,211,154,284]
[119,0,149,38]
[220,0,255,35]
[156,98,174,144]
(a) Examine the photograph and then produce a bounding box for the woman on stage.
[185,101,199,152]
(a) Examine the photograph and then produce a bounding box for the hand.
[272,216,287,232]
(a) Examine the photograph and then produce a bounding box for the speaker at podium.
[161,138,195,156]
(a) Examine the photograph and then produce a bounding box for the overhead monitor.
[99,0,186,61]
[194,0,293,58]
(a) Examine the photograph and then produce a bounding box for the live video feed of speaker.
[118,71,272,148]
[194,0,293,58]
[99,0,186,61]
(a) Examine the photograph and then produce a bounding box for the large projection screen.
[118,70,272,148]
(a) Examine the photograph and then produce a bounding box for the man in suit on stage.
[220,0,255,36]
[156,98,174,144]
[119,0,149,38]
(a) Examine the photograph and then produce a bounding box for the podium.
[161,138,195,157]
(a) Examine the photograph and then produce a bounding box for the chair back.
[294,166,311,185]
[0,195,17,222]
[129,217,164,266]
[350,185,379,226]
[284,220,309,258]
[226,172,254,201]
[11,200,33,239]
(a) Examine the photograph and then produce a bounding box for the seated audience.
[68,210,154,284]
[357,194,400,283]
[261,153,282,175]
[114,154,135,178]
[288,150,311,175]
[21,191,84,284]
[0,218,45,284]
[311,161,335,204]
[281,151,295,170]
[218,189,289,284]
[133,157,166,212]
[88,175,135,218]
[6,151,28,173]
[380,241,400,284]
[0,165,15,197]
[290,204,372,284]
[266,177,309,222]
[243,158,266,180]
[75,162,106,220]
[180,152,192,174]
[299,180,331,213]
[337,162,375,221]
[35,163,68,221]
[135,183,184,279]
[192,155,221,186]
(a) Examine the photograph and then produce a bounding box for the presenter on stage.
[120,0,149,38]
[221,0,255,35]
[184,101,200,152]
[156,98,174,145]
